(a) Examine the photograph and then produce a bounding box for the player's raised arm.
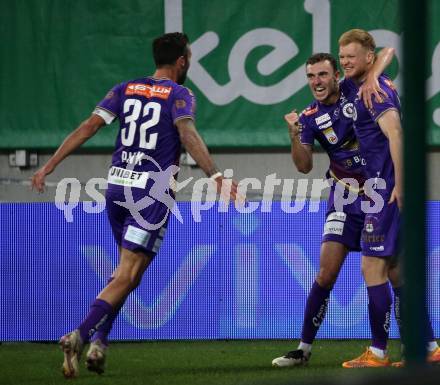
[285,110,313,173]
[358,47,396,109]
[175,117,240,201]
[31,114,105,192]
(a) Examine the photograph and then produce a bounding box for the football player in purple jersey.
[32,32,239,378]
[272,51,396,368]
[338,28,439,368]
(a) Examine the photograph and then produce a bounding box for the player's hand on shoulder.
[358,75,387,110]
[284,110,300,139]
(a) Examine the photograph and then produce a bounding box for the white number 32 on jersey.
[121,98,160,150]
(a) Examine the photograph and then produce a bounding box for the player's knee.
[129,274,143,290]
[361,263,373,280]
[388,271,401,287]
[387,263,401,286]
[112,273,139,292]
[316,268,338,289]
[361,257,387,282]
[362,258,376,274]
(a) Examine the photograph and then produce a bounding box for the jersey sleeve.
[93,83,124,125]
[367,80,399,122]
[171,87,196,124]
[298,114,314,146]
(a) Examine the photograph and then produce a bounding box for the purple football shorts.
[361,200,400,257]
[105,184,169,255]
[322,186,364,251]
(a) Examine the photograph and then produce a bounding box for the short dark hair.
[153,32,189,67]
[306,53,338,73]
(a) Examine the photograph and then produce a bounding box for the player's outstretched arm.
[377,109,403,209]
[359,47,396,109]
[285,110,313,173]
[31,114,106,192]
[175,118,240,201]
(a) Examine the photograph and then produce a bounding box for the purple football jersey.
[94,77,195,175]
[340,76,402,257]
[92,77,196,251]
[299,91,365,185]
[340,75,401,194]
[299,91,368,250]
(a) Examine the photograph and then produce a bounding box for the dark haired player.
[272,50,398,367]
[32,32,239,378]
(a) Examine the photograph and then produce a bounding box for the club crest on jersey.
[323,127,338,144]
[342,103,356,119]
[175,99,186,109]
[126,83,172,99]
[315,113,331,125]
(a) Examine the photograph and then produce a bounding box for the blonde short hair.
[338,29,376,52]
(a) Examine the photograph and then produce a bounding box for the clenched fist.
[284,110,300,140]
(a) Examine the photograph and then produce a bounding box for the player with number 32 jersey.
[95,77,195,175]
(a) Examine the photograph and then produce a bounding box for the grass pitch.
[0,339,402,385]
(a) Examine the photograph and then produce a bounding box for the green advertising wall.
[1,0,440,149]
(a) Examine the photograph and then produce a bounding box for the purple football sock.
[392,286,404,340]
[301,281,331,344]
[78,298,113,343]
[90,306,122,346]
[91,277,119,346]
[367,282,392,350]
[394,285,435,343]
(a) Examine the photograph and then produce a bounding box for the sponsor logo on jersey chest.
[315,113,331,125]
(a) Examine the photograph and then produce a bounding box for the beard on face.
[177,59,189,85]
[177,71,187,85]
